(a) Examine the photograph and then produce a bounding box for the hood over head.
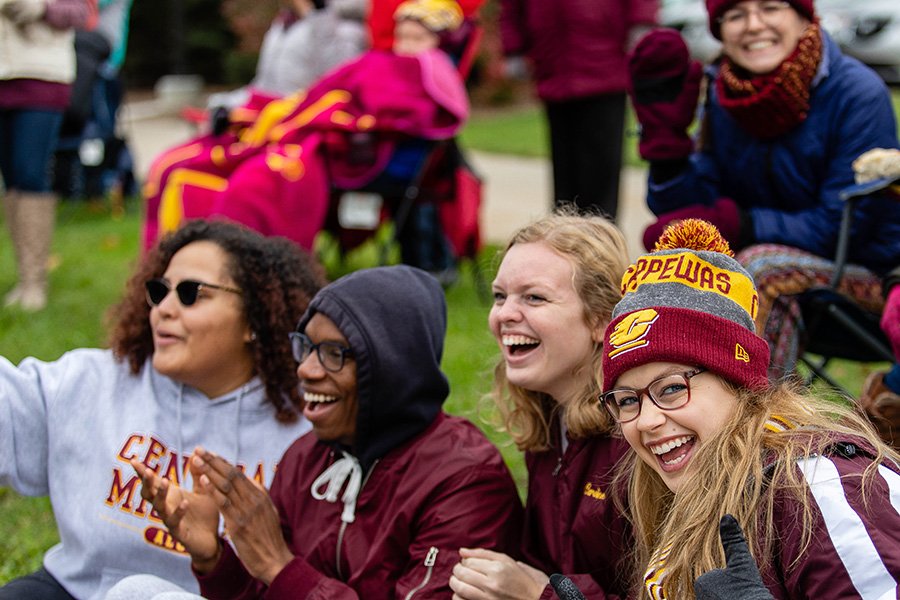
[297,265,449,469]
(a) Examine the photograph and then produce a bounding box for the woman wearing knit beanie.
[626,0,900,384]
[599,220,900,599]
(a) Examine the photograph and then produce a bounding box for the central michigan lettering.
[620,252,758,319]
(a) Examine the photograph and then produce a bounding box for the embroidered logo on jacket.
[583,482,607,500]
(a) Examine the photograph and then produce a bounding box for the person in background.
[205,0,367,122]
[597,219,900,599]
[630,0,900,380]
[0,220,324,600]
[450,211,634,599]
[500,0,658,219]
[111,265,523,599]
[0,0,91,311]
[366,0,482,50]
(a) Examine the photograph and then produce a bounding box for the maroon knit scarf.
[716,23,823,140]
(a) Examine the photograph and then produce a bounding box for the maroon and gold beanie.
[602,220,770,392]
[706,0,816,39]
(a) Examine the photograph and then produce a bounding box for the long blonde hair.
[624,380,900,598]
[491,210,630,451]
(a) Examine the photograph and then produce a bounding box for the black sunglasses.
[145,278,242,307]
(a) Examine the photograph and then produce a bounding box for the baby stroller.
[323,20,485,291]
[52,29,137,208]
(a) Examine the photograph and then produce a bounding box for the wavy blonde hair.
[622,379,900,598]
[491,210,630,451]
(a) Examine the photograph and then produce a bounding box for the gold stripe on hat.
[621,252,759,319]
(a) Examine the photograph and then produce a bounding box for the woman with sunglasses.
[450,212,634,600]
[629,0,900,382]
[111,264,522,599]
[0,219,324,600]
[598,220,900,599]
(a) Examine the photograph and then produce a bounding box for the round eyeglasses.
[600,368,706,423]
[145,278,242,307]
[289,331,354,372]
[718,1,792,32]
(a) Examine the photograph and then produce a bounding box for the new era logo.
[735,343,750,363]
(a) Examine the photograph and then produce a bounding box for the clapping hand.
[191,447,294,585]
[131,458,222,572]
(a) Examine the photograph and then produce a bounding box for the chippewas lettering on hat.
[621,252,758,320]
[602,219,770,392]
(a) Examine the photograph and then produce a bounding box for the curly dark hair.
[107,220,327,422]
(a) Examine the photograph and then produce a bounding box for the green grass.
[460,103,643,167]
[461,89,900,161]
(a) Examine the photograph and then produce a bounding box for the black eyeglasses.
[145,278,243,307]
[289,332,354,372]
[600,369,706,423]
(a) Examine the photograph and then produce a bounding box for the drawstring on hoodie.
[311,451,362,523]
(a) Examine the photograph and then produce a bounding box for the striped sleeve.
[776,454,900,599]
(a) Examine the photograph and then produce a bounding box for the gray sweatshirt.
[0,348,310,600]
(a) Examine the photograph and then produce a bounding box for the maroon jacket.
[196,267,524,600]
[197,413,523,599]
[521,429,632,600]
[759,436,900,599]
[499,0,658,102]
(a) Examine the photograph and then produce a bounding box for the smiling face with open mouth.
[298,313,359,446]
[720,1,810,75]
[488,242,602,405]
[616,362,739,493]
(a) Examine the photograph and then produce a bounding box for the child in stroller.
[142,0,470,274]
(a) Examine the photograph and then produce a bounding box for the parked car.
[819,0,900,85]
[659,0,721,64]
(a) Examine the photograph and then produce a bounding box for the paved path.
[119,98,653,259]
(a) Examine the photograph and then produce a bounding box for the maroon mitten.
[643,198,746,250]
[628,28,703,161]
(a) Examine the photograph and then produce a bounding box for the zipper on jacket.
[335,459,378,579]
[403,546,439,600]
[552,456,563,476]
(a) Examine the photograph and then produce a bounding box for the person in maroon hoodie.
[499,0,658,219]
[126,265,523,600]
[599,219,900,599]
[450,212,634,600]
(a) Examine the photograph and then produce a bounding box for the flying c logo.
[608,309,659,359]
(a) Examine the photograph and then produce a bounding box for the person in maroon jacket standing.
[450,212,634,600]
[124,265,523,600]
[499,0,658,219]
[599,219,900,599]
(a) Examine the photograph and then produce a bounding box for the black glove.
[549,574,587,600]
[694,515,774,600]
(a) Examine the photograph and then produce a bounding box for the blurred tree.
[125,0,278,87]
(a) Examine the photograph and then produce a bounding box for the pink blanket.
[143,49,468,251]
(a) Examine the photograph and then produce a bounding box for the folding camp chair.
[798,175,899,395]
